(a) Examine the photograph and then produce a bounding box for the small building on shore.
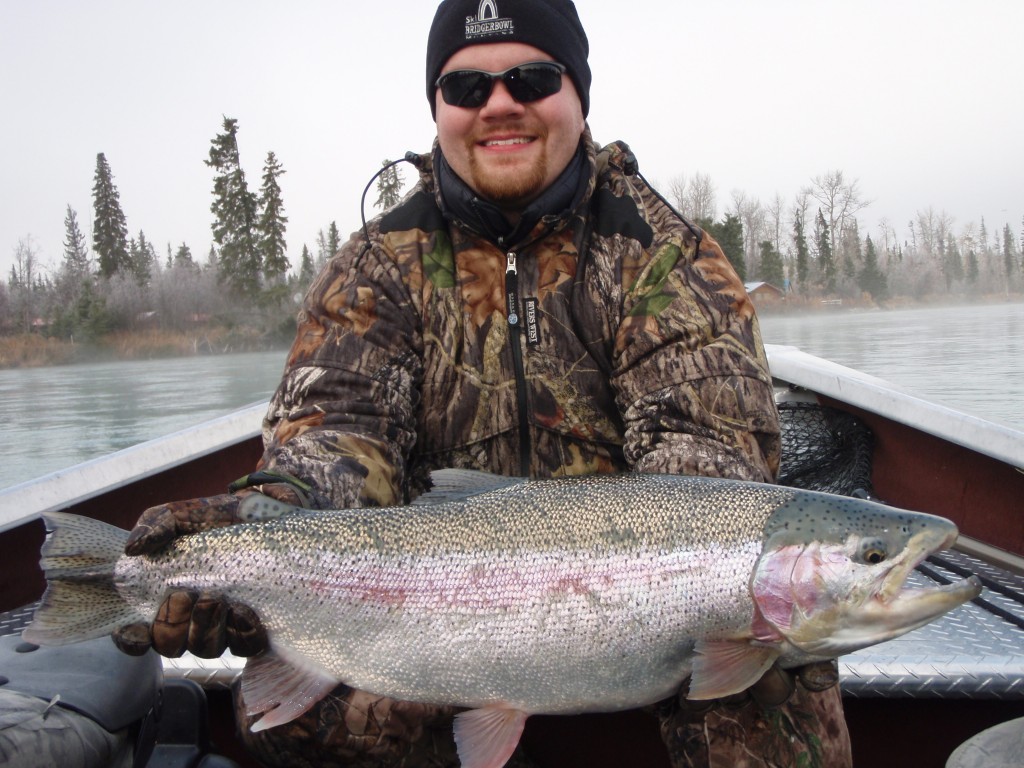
[744,281,786,307]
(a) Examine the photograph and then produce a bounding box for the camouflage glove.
[658,665,851,767]
[234,683,463,768]
[112,484,304,659]
[748,660,839,707]
[123,483,305,556]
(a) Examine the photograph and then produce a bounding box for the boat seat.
[946,715,1024,767]
[0,633,160,768]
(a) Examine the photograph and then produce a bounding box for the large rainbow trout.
[25,471,980,768]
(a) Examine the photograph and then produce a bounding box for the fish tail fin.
[22,512,141,646]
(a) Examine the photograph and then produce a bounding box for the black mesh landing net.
[776,401,874,497]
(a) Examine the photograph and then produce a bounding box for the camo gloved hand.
[112,484,304,659]
[659,662,849,767]
[235,683,463,767]
[747,660,840,706]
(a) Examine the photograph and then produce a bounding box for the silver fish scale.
[8,478,1022,704]
[112,475,798,713]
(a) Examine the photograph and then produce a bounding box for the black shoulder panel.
[591,188,654,249]
[380,190,446,234]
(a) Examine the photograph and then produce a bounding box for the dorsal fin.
[411,470,528,506]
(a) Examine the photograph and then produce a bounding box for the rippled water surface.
[0,351,287,490]
[759,301,1024,431]
[1,302,1021,491]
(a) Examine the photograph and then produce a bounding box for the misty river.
[1,302,1022,491]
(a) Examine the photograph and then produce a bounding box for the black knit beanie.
[426,0,591,120]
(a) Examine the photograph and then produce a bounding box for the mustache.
[470,124,547,144]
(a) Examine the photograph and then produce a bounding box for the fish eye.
[858,538,888,564]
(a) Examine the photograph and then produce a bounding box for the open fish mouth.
[883,572,982,616]
[784,521,983,658]
[798,565,982,657]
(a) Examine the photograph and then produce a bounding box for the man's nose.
[480,79,526,117]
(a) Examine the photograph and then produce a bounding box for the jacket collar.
[429,128,597,248]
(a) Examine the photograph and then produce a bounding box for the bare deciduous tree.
[10,237,42,333]
[730,190,765,280]
[766,193,786,256]
[666,172,716,222]
[667,174,687,213]
[686,172,717,222]
[804,170,870,263]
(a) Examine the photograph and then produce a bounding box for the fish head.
[750,492,981,657]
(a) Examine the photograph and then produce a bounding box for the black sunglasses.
[435,61,566,109]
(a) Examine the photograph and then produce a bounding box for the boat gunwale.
[0,402,266,533]
[765,344,1024,470]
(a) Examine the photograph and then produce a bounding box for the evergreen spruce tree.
[374,159,405,210]
[791,207,810,294]
[174,243,197,269]
[966,249,979,286]
[257,151,289,286]
[207,117,260,297]
[130,229,156,285]
[700,213,745,281]
[1004,224,1017,287]
[815,210,836,293]
[757,241,785,287]
[858,234,888,301]
[327,222,341,260]
[299,244,315,287]
[56,205,94,316]
[62,205,92,279]
[92,153,130,278]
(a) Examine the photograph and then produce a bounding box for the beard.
[465,140,549,209]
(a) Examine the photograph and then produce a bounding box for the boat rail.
[0,402,266,534]
[765,344,1024,470]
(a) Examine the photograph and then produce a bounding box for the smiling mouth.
[479,137,535,148]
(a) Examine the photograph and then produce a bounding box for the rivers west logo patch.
[465,0,515,40]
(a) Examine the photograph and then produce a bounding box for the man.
[117,1,851,765]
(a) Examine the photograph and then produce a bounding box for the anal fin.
[241,649,339,731]
[453,707,529,768]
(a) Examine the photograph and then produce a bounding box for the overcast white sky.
[2,0,1022,280]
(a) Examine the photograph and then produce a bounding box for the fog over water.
[0,351,287,490]
[758,302,1024,431]
[1,303,1021,491]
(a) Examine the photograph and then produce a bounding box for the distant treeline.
[2,118,1021,342]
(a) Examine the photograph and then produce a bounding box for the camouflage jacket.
[259,135,780,509]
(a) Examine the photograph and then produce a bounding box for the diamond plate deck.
[840,548,1024,698]
[5,547,1022,699]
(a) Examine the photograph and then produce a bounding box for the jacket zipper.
[505,251,531,476]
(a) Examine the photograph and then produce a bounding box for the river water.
[0,351,289,491]
[1,302,1021,491]
[758,301,1024,432]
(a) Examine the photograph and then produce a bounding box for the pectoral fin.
[453,707,529,768]
[241,648,340,731]
[687,640,780,700]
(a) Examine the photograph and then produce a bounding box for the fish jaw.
[752,509,981,658]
